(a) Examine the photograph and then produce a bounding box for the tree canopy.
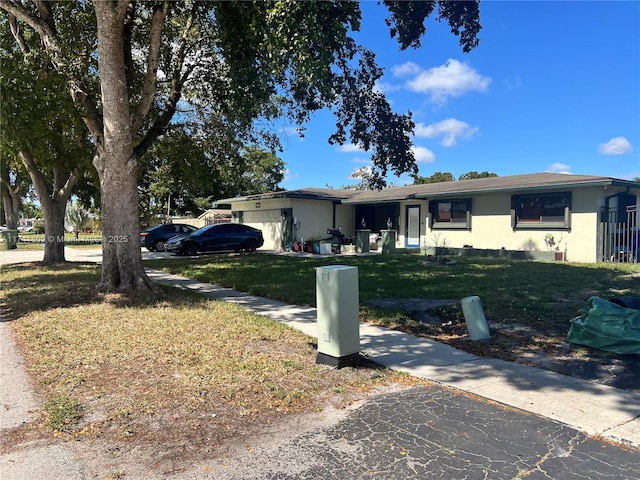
[414,171,456,184]
[415,170,497,184]
[458,170,498,181]
[1,0,482,291]
[1,14,93,260]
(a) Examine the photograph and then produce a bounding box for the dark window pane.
[515,193,570,225]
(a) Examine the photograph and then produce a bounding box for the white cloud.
[411,146,436,163]
[545,163,572,174]
[280,125,302,139]
[391,61,422,77]
[402,59,491,104]
[374,79,400,94]
[336,143,365,153]
[597,136,633,155]
[282,169,300,183]
[414,118,479,147]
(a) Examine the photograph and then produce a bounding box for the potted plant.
[544,233,565,261]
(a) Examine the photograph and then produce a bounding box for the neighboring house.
[199,209,232,226]
[162,210,232,229]
[217,173,640,263]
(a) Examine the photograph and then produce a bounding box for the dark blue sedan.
[165,223,264,255]
[140,223,198,252]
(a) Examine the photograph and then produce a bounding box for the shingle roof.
[217,173,639,206]
[343,173,639,204]
[216,187,360,204]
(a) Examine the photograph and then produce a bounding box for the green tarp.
[567,296,640,355]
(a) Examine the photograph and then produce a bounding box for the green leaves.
[384,1,481,53]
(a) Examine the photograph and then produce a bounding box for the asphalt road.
[204,385,640,480]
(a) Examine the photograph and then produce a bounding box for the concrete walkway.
[145,268,640,448]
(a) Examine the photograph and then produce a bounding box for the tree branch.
[134,4,197,157]
[8,13,30,56]
[131,1,169,133]
[123,1,136,89]
[134,64,194,159]
[1,1,104,155]
[34,0,55,33]
[68,77,104,147]
[18,149,51,207]
[53,165,80,201]
[0,0,59,53]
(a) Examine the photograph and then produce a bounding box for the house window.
[429,199,471,229]
[511,192,571,229]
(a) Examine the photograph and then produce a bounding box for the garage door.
[243,209,283,250]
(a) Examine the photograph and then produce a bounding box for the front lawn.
[0,262,412,473]
[145,253,640,335]
[145,253,640,375]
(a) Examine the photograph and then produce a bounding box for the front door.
[406,205,420,248]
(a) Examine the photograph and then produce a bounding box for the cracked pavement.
[207,385,639,480]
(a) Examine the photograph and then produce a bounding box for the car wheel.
[153,240,166,252]
[184,243,198,256]
[244,239,258,252]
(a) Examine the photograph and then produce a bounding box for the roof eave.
[413,178,635,199]
[216,191,354,204]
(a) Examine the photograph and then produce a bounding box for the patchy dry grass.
[0,263,417,464]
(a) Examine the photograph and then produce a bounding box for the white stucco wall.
[289,199,336,243]
[227,185,638,261]
[417,187,611,263]
[232,197,343,250]
[334,204,355,237]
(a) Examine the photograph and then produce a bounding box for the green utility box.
[315,265,360,368]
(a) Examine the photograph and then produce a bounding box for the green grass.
[145,253,640,336]
[44,394,81,432]
[11,242,44,250]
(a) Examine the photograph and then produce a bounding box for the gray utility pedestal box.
[356,230,370,253]
[381,229,396,254]
[315,265,360,368]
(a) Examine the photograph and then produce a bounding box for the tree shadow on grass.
[0,262,208,321]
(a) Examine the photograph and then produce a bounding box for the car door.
[199,225,228,251]
[224,224,247,250]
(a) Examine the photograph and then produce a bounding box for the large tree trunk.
[19,152,77,263]
[94,3,155,292]
[41,197,66,263]
[0,168,21,230]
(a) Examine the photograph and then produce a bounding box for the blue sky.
[275,1,640,190]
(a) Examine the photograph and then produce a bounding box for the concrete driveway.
[0,246,170,266]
